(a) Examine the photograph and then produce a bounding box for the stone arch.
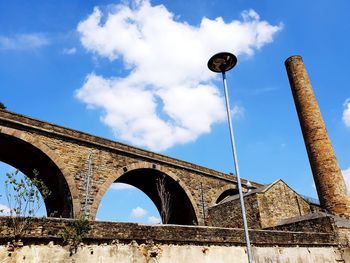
[91,162,199,225]
[213,184,239,206]
[0,127,79,217]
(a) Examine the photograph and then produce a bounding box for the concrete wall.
[0,243,347,263]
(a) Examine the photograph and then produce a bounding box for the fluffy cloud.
[62,47,77,55]
[232,105,245,120]
[343,99,350,127]
[342,167,350,195]
[147,216,161,224]
[76,0,282,151]
[130,206,147,219]
[0,204,12,216]
[0,33,49,50]
[110,182,136,190]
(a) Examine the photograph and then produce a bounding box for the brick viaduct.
[0,110,260,225]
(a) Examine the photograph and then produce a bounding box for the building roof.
[215,179,318,206]
[216,181,272,205]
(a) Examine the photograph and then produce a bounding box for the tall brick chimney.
[285,55,350,218]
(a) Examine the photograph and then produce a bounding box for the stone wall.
[208,180,312,229]
[337,228,350,247]
[267,213,335,233]
[0,217,338,246]
[208,194,261,229]
[0,214,347,262]
[258,180,311,228]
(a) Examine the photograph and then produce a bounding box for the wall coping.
[0,217,338,247]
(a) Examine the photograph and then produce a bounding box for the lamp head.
[207,52,237,73]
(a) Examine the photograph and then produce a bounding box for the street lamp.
[207,52,253,263]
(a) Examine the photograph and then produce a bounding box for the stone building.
[208,180,319,229]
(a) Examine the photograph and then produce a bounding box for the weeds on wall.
[0,102,6,110]
[60,216,91,255]
[0,169,51,239]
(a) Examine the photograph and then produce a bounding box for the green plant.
[1,169,51,238]
[0,102,6,110]
[60,216,91,254]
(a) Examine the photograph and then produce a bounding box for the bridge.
[0,110,260,225]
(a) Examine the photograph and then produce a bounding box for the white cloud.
[231,105,245,120]
[342,167,350,195]
[0,33,49,50]
[110,182,136,190]
[76,0,282,151]
[148,216,161,224]
[343,99,350,127]
[62,47,77,55]
[130,206,147,219]
[0,204,12,216]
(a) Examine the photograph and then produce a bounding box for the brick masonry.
[258,180,311,228]
[208,180,313,229]
[0,217,339,247]
[266,213,336,233]
[285,55,350,218]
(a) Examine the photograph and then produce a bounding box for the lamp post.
[207,52,253,263]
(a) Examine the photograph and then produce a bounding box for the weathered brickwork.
[266,212,350,246]
[0,110,261,225]
[258,180,311,228]
[0,216,349,263]
[0,217,338,246]
[266,213,336,233]
[285,56,350,218]
[208,194,261,229]
[208,180,312,229]
[337,228,350,246]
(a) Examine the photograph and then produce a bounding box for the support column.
[285,55,350,218]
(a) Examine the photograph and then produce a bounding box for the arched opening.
[0,133,73,218]
[96,182,161,224]
[216,189,239,204]
[116,168,197,225]
[97,168,198,225]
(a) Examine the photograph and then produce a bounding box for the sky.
[1,0,350,223]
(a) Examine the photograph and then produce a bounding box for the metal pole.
[222,71,253,263]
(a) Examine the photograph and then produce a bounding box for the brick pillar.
[285,55,350,218]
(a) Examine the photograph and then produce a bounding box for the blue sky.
[1,0,350,223]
